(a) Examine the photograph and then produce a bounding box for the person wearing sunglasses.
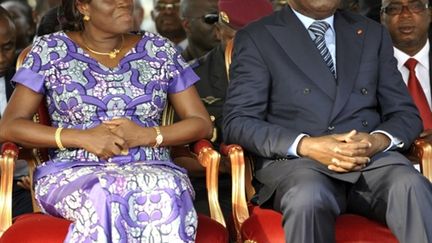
[151,0,187,51]
[179,0,219,62]
[171,0,273,222]
[381,0,432,130]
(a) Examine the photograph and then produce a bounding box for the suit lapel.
[329,11,364,121]
[266,7,336,99]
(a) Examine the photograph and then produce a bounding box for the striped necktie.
[309,21,336,78]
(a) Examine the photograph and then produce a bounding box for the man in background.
[172,0,273,225]
[1,0,35,55]
[0,6,33,218]
[381,0,432,130]
[179,0,219,62]
[151,0,187,51]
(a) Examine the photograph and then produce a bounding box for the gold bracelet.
[55,127,66,150]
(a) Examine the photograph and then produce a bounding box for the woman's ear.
[76,0,90,17]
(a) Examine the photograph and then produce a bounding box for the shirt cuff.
[287,133,310,157]
[370,130,404,151]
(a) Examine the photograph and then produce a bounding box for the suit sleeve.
[223,29,301,158]
[374,25,422,150]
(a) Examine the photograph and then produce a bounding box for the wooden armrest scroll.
[193,140,226,227]
[0,142,19,237]
[410,131,432,182]
[221,143,250,243]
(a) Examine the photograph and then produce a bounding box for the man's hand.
[343,132,390,158]
[17,176,31,190]
[298,130,371,173]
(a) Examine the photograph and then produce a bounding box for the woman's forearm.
[131,116,212,148]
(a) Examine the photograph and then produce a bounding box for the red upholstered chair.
[221,134,432,243]
[222,37,432,243]
[0,47,229,242]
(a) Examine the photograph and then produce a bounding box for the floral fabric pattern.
[13,31,199,242]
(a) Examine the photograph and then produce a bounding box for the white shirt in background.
[394,40,431,109]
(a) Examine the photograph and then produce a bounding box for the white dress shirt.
[393,40,431,109]
[0,76,8,117]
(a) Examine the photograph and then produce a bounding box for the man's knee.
[389,171,432,198]
[278,183,342,217]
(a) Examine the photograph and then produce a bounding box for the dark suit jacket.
[3,68,15,101]
[223,7,422,204]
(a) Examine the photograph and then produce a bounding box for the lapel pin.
[357,29,363,35]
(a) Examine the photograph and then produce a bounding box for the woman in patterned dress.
[0,0,212,242]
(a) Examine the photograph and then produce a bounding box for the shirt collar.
[291,7,335,34]
[394,39,429,70]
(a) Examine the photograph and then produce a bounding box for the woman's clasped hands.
[81,118,152,160]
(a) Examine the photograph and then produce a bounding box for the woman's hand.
[103,118,150,147]
[77,124,127,160]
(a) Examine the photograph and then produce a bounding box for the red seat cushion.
[336,214,397,243]
[196,214,229,243]
[241,206,397,243]
[0,213,228,243]
[0,213,71,243]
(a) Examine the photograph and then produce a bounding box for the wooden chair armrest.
[193,140,226,227]
[0,142,19,237]
[221,143,250,243]
[409,130,432,182]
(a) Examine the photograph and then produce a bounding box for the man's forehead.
[154,0,180,4]
[383,0,427,4]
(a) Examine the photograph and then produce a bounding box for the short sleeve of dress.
[12,35,53,94]
[165,43,199,94]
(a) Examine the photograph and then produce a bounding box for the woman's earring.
[83,15,90,21]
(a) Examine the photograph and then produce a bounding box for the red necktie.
[405,58,432,130]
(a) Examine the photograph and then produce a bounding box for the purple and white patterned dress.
[12,31,200,243]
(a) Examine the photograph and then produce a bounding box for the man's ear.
[215,23,222,41]
[151,10,156,20]
[429,8,432,23]
[181,18,191,34]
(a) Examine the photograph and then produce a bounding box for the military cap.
[218,0,273,29]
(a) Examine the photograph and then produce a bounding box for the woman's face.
[78,0,134,34]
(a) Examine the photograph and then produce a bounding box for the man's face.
[151,0,185,41]
[381,0,431,55]
[0,18,16,77]
[182,0,219,52]
[1,1,34,50]
[288,0,341,19]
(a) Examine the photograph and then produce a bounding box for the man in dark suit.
[223,0,432,242]
[1,6,33,218]
[381,0,432,130]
